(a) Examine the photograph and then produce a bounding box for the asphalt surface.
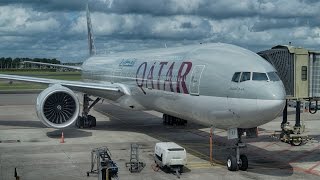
[1,93,320,180]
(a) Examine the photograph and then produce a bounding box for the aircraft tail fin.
[86,4,96,56]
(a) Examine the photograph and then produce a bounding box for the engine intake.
[36,84,80,129]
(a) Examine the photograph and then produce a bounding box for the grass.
[0,71,82,90]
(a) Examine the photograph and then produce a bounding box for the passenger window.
[240,72,251,82]
[232,72,241,82]
[267,72,280,81]
[252,72,268,81]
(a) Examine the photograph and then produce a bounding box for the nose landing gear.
[226,129,248,171]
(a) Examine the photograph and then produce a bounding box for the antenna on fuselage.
[86,3,96,56]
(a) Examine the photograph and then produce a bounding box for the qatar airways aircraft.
[0,6,286,171]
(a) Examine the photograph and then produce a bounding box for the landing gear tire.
[163,114,187,126]
[227,155,238,171]
[168,116,173,125]
[239,154,248,171]
[179,166,184,173]
[76,116,84,128]
[75,94,100,129]
[88,115,96,127]
[163,114,168,125]
[291,137,302,146]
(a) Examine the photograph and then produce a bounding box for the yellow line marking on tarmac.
[187,166,217,169]
[188,162,214,166]
[186,162,218,169]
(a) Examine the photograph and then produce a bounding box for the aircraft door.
[189,65,205,96]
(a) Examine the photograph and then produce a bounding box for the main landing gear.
[162,114,187,126]
[76,94,101,128]
[227,129,248,171]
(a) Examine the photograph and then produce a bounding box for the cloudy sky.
[0,0,319,62]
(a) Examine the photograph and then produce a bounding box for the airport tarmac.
[1,93,320,180]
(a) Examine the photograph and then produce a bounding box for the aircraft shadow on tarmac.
[0,120,92,138]
[47,129,92,139]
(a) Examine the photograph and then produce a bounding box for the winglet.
[86,4,96,56]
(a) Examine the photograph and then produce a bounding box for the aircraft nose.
[257,83,286,121]
[265,82,286,100]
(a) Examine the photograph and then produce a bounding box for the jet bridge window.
[301,66,307,81]
[232,72,241,82]
[252,72,268,81]
[267,72,280,81]
[240,72,251,82]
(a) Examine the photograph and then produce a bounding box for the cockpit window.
[252,72,268,81]
[240,72,251,82]
[232,72,241,82]
[267,72,280,81]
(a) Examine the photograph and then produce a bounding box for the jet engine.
[36,84,80,129]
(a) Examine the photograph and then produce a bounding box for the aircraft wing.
[23,61,82,71]
[0,74,125,100]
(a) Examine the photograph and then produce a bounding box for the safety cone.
[60,131,65,143]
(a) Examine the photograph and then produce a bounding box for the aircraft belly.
[133,90,241,129]
[131,89,279,129]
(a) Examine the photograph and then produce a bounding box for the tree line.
[0,57,61,69]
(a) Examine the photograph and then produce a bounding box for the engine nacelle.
[36,84,80,129]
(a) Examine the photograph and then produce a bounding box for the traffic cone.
[60,131,65,143]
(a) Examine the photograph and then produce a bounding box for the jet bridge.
[258,45,320,145]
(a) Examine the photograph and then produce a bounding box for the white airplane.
[0,5,286,171]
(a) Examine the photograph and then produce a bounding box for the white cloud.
[0,1,320,61]
[0,5,60,35]
[70,12,212,40]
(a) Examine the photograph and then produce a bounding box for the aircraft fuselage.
[81,43,286,129]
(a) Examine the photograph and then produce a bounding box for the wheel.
[75,117,80,128]
[91,117,96,127]
[172,117,177,126]
[162,114,166,124]
[239,154,248,171]
[291,137,302,146]
[88,115,96,127]
[176,119,180,125]
[76,116,84,128]
[179,166,184,173]
[163,114,168,125]
[183,120,188,125]
[168,116,173,125]
[227,155,237,171]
